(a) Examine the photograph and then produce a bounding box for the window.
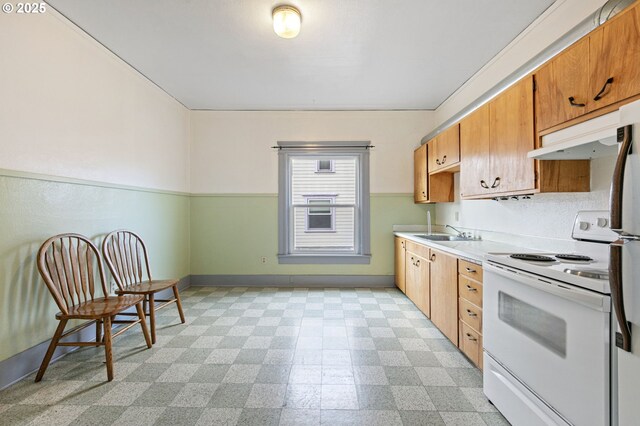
[277,141,371,264]
[305,196,336,232]
[316,160,334,173]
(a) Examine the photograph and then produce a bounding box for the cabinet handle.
[401,242,405,248]
[415,259,420,267]
[593,77,614,101]
[436,158,441,166]
[490,177,501,189]
[441,155,447,165]
[480,180,489,189]
[465,284,477,292]
[430,254,436,261]
[466,309,477,317]
[568,96,586,107]
[465,267,476,273]
[466,333,477,342]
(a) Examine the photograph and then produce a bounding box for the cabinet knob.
[430,254,436,261]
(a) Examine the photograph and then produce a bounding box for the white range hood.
[528,110,620,160]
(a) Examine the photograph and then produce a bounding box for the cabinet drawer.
[459,298,482,333]
[405,240,430,260]
[459,321,483,369]
[458,275,483,307]
[459,259,483,281]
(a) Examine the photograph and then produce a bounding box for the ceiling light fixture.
[272,5,301,39]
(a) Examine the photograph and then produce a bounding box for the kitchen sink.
[415,234,477,242]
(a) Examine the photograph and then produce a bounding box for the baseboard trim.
[0,276,191,391]
[189,274,395,288]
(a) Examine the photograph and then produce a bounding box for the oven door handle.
[484,263,611,312]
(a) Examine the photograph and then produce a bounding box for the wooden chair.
[36,233,151,382]
[102,230,185,344]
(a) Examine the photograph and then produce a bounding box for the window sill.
[278,254,371,265]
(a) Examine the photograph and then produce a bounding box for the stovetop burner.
[555,254,593,262]
[510,253,556,262]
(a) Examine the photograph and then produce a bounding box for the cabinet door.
[394,238,406,293]
[489,77,536,194]
[460,104,491,198]
[535,37,590,131]
[405,251,430,317]
[429,249,458,344]
[413,144,428,203]
[428,125,460,173]
[589,3,640,111]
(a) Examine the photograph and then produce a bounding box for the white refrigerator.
[611,99,640,425]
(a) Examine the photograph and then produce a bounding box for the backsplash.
[434,156,616,252]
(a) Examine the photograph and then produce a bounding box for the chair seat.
[115,279,178,295]
[56,295,144,319]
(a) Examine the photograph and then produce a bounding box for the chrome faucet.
[446,224,466,237]
[427,211,432,235]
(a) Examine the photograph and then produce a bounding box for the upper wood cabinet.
[460,78,536,198]
[460,104,491,198]
[535,1,640,131]
[490,77,536,194]
[589,3,640,112]
[413,144,428,202]
[414,144,454,204]
[429,248,458,345]
[535,37,590,131]
[428,125,460,173]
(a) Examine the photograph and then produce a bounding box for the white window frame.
[304,195,336,233]
[277,141,371,264]
[315,160,334,173]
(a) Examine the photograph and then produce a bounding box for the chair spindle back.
[37,234,109,315]
[102,230,152,291]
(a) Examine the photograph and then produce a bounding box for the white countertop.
[394,231,539,264]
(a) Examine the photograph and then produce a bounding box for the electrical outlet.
[261,256,267,264]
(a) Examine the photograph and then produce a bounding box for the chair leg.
[135,302,152,349]
[103,316,114,381]
[173,285,186,324]
[148,293,156,344]
[95,319,102,347]
[35,319,68,382]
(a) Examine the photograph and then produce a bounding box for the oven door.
[483,262,611,426]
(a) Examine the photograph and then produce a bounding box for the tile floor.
[0,287,509,425]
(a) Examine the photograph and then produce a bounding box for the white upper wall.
[434,0,607,127]
[0,10,190,192]
[190,111,434,194]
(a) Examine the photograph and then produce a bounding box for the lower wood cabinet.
[393,239,484,369]
[394,237,406,293]
[429,249,458,345]
[458,260,484,369]
[404,240,431,317]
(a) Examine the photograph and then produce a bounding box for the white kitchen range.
[483,211,614,426]
[483,100,640,425]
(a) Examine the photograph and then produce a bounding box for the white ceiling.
[48,0,555,110]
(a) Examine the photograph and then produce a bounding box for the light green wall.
[190,194,431,275]
[0,174,190,362]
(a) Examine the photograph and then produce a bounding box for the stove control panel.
[572,210,617,242]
